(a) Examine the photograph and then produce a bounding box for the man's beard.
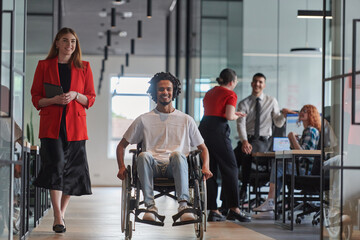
[159,100,171,106]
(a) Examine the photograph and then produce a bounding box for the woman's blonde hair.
[46,27,83,69]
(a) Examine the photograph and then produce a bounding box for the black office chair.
[291,122,334,225]
[238,123,286,211]
[292,156,321,224]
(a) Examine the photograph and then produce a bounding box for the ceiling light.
[111,8,116,27]
[104,46,108,60]
[169,0,177,12]
[125,53,129,66]
[112,0,126,5]
[297,10,332,19]
[107,30,111,46]
[99,9,107,18]
[137,20,142,39]
[290,47,322,53]
[147,0,152,18]
[118,31,127,37]
[131,39,135,54]
[98,32,104,37]
[122,12,133,18]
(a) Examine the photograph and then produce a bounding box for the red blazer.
[31,57,96,141]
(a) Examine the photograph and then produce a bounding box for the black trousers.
[199,116,239,210]
[234,136,272,189]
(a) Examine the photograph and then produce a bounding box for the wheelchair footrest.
[172,208,201,226]
[172,219,200,227]
[134,209,165,226]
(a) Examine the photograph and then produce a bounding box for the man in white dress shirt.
[235,73,293,201]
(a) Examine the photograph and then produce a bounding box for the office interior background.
[1,0,360,239]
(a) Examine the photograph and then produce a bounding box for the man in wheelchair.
[116,72,213,224]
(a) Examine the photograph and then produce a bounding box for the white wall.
[242,0,323,111]
[25,54,165,186]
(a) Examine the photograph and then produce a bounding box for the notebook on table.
[272,137,291,152]
[44,83,63,98]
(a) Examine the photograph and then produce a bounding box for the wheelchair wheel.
[200,177,207,232]
[121,166,131,234]
[193,179,204,240]
[125,220,133,240]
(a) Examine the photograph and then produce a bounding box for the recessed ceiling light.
[112,0,126,5]
[98,9,107,18]
[118,31,127,37]
[122,12,133,18]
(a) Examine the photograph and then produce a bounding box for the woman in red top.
[31,28,95,233]
[199,69,249,222]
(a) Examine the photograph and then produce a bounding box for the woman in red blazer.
[31,27,96,233]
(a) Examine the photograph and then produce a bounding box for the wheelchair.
[121,146,207,240]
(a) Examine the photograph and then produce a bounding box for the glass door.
[321,0,360,239]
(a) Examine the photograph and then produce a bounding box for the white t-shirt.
[123,108,204,163]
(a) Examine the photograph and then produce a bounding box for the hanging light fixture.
[111,8,116,27]
[125,53,129,66]
[131,39,135,54]
[297,10,332,19]
[147,0,152,18]
[104,46,108,60]
[137,20,142,39]
[107,30,111,46]
[112,0,126,5]
[290,16,321,53]
[121,64,124,76]
[290,0,322,53]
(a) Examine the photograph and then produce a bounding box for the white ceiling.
[28,0,174,56]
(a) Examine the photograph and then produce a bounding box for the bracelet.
[76,92,79,100]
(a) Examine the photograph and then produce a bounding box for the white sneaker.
[253,199,274,212]
[178,205,196,222]
[143,205,158,221]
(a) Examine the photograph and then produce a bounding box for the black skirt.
[34,108,92,196]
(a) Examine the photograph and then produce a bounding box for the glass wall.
[1,0,26,239]
[197,0,324,147]
[198,0,243,142]
[321,0,360,239]
[166,0,202,117]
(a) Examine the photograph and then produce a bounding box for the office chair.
[291,121,335,224]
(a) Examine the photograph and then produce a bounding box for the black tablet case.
[44,83,63,98]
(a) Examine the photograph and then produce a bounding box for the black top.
[58,63,71,93]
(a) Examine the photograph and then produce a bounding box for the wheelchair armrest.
[189,149,202,156]
[129,149,137,154]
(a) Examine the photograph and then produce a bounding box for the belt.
[247,135,271,141]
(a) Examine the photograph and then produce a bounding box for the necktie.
[254,97,261,138]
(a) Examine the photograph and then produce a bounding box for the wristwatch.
[76,92,79,100]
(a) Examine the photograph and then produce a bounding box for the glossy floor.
[28,187,320,240]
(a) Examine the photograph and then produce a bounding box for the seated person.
[253,104,321,212]
[116,72,213,222]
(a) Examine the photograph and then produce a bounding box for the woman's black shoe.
[208,211,226,222]
[53,219,66,233]
[52,224,66,233]
[226,210,251,222]
[218,207,229,216]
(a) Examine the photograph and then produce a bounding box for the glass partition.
[322,0,360,239]
[0,164,11,240]
[14,0,25,71]
[2,12,11,72]
[1,0,26,239]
